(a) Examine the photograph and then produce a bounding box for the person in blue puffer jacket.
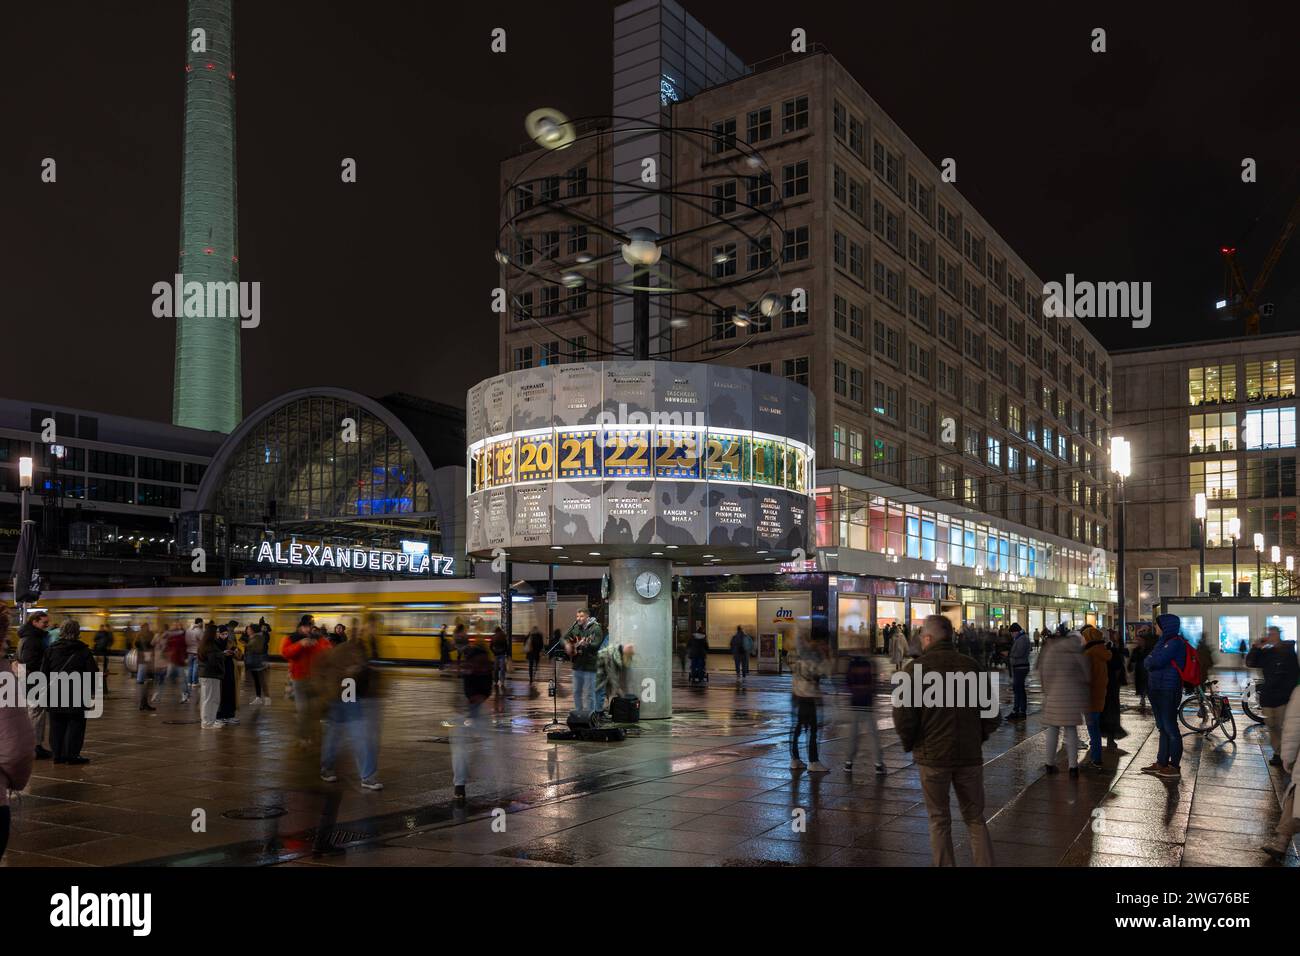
[1143,613,1188,778]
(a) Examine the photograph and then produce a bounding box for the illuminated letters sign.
[255,540,453,576]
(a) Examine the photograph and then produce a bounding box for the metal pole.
[16,486,29,623]
[1198,517,1206,595]
[1231,538,1237,595]
[633,265,649,361]
[1257,551,1262,595]
[547,563,555,643]
[1116,476,1126,641]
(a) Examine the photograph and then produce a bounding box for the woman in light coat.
[1263,683,1300,861]
[1036,629,1092,775]
[889,627,908,672]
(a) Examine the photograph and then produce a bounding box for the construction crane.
[1219,189,1300,335]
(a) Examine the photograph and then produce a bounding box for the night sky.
[4,1,1298,427]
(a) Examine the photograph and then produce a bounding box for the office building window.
[1245,360,1296,400]
[781,95,809,133]
[746,106,772,143]
[711,118,736,153]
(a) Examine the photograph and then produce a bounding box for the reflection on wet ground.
[2,661,1295,867]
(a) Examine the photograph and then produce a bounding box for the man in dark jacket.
[17,612,53,759]
[1007,623,1032,719]
[844,656,885,774]
[1246,626,1300,765]
[893,614,998,866]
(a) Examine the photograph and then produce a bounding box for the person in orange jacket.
[282,615,330,744]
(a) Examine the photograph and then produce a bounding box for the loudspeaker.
[566,709,603,731]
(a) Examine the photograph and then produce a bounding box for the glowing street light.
[1194,492,1207,594]
[1110,436,1132,636]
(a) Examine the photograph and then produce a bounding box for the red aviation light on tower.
[1220,246,1236,256]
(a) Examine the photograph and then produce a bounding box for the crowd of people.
[3,597,1298,866]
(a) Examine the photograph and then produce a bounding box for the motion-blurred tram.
[29,580,591,663]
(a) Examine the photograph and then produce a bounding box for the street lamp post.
[1110,436,1131,639]
[1228,516,1241,596]
[1272,545,1281,595]
[1288,555,1295,597]
[16,456,33,622]
[1194,492,1207,595]
[1254,533,1265,595]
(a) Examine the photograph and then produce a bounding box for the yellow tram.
[29,580,589,663]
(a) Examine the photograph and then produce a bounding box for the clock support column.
[606,557,673,718]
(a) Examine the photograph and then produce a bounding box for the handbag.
[124,648,138,673]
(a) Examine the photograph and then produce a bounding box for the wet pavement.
[3,657,1296,867]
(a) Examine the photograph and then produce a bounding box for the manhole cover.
[223,806,287,820]
[163,719,200,725]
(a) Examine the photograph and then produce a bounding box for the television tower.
[172,0,242,433]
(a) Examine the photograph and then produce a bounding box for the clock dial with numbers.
[635,571,662,599]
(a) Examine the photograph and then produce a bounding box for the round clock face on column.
[635,571,662,599]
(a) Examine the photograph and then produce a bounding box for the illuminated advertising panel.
[751,434,783,488]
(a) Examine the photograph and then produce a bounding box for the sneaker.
[222,717,240,726]
[320,771,339,783]
[360,779,384,791]
[180,694,190,704]
[875,763,887,775]
[789,757,806,770]
[453,785,467,804]
[1158,764,1181,778]
[35,746,52,760]
[67,756,90,765]
[150,693,160,705]
[201,721,222,729]
[808,761,831,773]
[139,703,156,712]
[843,761,853,771]
[1139,763,1164,775]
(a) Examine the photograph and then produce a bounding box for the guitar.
[563,624,602,658]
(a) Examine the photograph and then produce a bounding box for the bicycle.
[1240,678,1267,724]
[1178,679,1237,741]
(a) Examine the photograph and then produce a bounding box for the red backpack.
[1171,637,1202,688]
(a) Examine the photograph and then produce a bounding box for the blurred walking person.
[282,616,330,744]
[889,624,908,673]
[93,621,113,689]
[318,617,383,791]
[893,615,997,866]
[843,655,885,775]
[134,623,157,712]
[452,637,499,805]
[1245,626,1300,766]
[184,617,204,697]
[1130,638,1149,709]
[525,625,544,685]
[41,620,98,765]
[490,625,511,693]
[1037,626,1090,776]
[730,625,753,687]
[0,608,34,862]
[1262,680,1300,861]
[789,635,829,772]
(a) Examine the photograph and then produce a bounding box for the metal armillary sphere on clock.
[498,107,794,364]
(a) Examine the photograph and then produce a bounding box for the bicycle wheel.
[1179,692,1214,733]
[1214,696,1237,741]
[1241,682,1266,724]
